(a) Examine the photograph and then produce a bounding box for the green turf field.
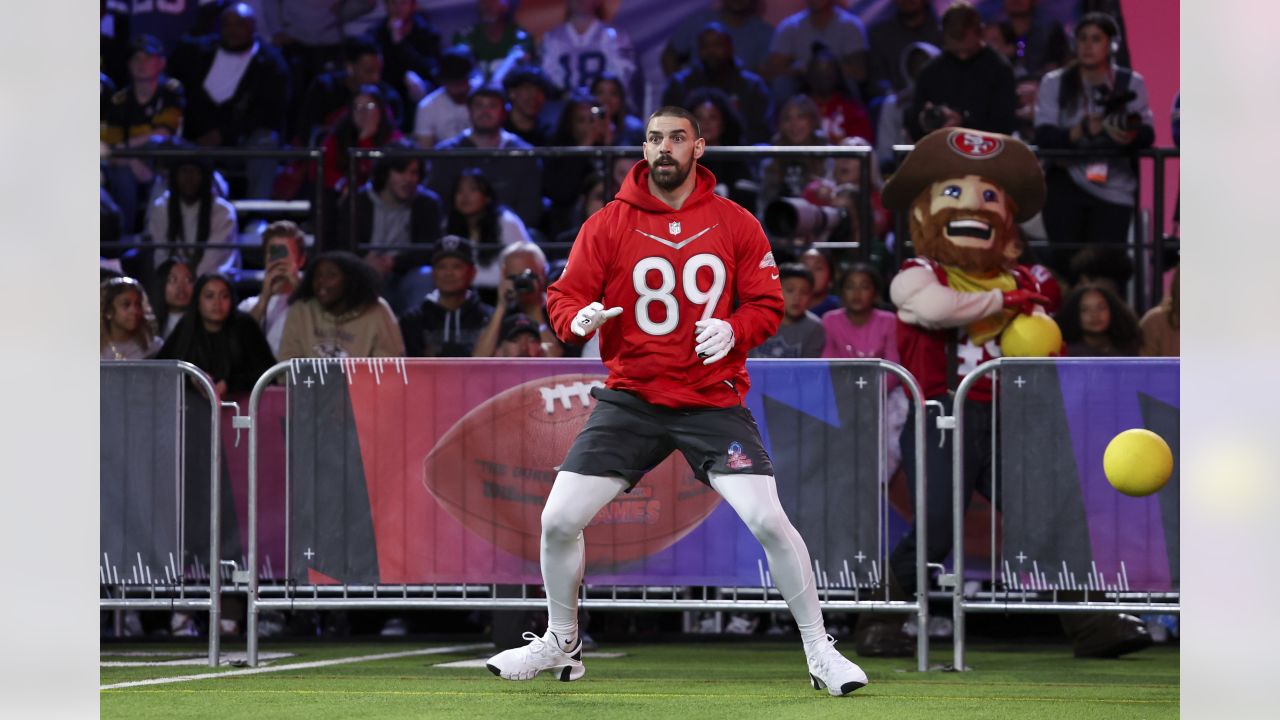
[100,640,1179,719]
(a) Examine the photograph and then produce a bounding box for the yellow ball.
[1000,313,1062,357]
[1103,429,1173,497]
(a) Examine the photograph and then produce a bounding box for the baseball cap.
[501,313,541,343]
[130,34,165,58]
[431,235,476,266]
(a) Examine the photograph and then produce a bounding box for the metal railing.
[947,357,1180,671]
[100,360,225,667]
[241,357,932,670]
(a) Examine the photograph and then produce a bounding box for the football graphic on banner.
[422,373,721,569]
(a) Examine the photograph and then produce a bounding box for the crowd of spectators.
[100,0,1177,374]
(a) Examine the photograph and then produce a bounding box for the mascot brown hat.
[883,128,1045,222]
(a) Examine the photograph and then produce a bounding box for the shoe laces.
[808,634,844,672]
[520,631,567,663]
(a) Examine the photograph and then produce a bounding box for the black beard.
[649,159,690,190]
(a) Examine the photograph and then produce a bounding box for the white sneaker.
[486,631,585,682]
[806,635,869,696]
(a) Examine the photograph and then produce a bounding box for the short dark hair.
[777,263,814,287]
[467,82,506,107]
[344,35,381,64]
[1076,11,1119,40]
[840,262,883,296]
[645,106,701,138]
[941,1,981,37]
[371,138,424,193]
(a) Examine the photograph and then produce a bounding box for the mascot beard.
[910,193,1020,275]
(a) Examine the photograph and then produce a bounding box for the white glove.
[571,301,623,337]
[694,318,735,365]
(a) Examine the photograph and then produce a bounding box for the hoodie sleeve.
[547,213,610,343]
[725,205,783,350]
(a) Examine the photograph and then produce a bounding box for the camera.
[764,197,847,240]
[920,103,964,134]
[266,244,289,263]
[508,268,538,295]
[1092,84,1143,132]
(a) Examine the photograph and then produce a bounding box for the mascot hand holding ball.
[852,128,1150,661]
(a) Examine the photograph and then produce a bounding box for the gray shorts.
[559,387,774,488]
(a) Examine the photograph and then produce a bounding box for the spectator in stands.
[686,87,755,205]
[1139,265,1179,357]
[867,0,942,96]
[550,174,606,258]
[662,0,775,77]
[371,0,442,132]
[1067,244,1132,299]
[322,84,402,194]
[279,250,405,358]
[444,168,532,290]
[503,65,556,146]
[992,0,1069,80]
[399,236,494,356]
[801,247,841,317]
[661,23,773,145]
[338,140,443,312]
[763,0,870,102]
[429,84,543,230]
[591,72,644,146]
[811,137,890,244]
[239,220,307,357]
[147,155,240,278]
[760,95,829,212]
[540,0,635,96]
[1056,284,1141,357]
[872,41,938,170]
[101,277,163,360]
[157,273,277,394]
[542,92,611,237]
[296,37,405,146]
[471,242,563,357]
[907,1,1016,140]
[172,2,290,199]
[452,0,536,80]
[820,263,897,360]
[1034,12,1154,273]
[152,256,196,339]
[805,47,875,144]
[751,263,826,358]
[413,45,477,149]
[495,313,548,357]
[101,34,185,234]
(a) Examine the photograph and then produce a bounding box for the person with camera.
[906,1,1016,141]
[1034,12,1154,275]
[239,220,307,357]
[471,242,563,358]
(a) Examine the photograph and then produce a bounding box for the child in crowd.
[750,263,826,358]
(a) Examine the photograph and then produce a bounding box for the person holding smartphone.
[239,221,307,356]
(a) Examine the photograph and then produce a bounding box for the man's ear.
[693,137,706,159]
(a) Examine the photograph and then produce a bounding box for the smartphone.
[267,244,289,263]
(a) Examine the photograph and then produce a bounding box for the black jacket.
[908,46,1016,140]
[399,289,494,357]
[157,310,277,393]
[171,35,292,143]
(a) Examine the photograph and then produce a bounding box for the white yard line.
[100,644,492,691]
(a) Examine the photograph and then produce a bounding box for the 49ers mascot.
[853,128,1150,660]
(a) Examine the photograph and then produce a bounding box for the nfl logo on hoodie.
[668,221,681,236]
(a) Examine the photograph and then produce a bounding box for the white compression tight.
[540,471,826,646]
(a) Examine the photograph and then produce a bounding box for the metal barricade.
[244,357,930,669]
[100,360,224,666]
[948,357,1180,670]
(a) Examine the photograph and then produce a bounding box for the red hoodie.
[548,161,783,409]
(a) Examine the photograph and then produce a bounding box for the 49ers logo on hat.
[948,130,1004,159]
